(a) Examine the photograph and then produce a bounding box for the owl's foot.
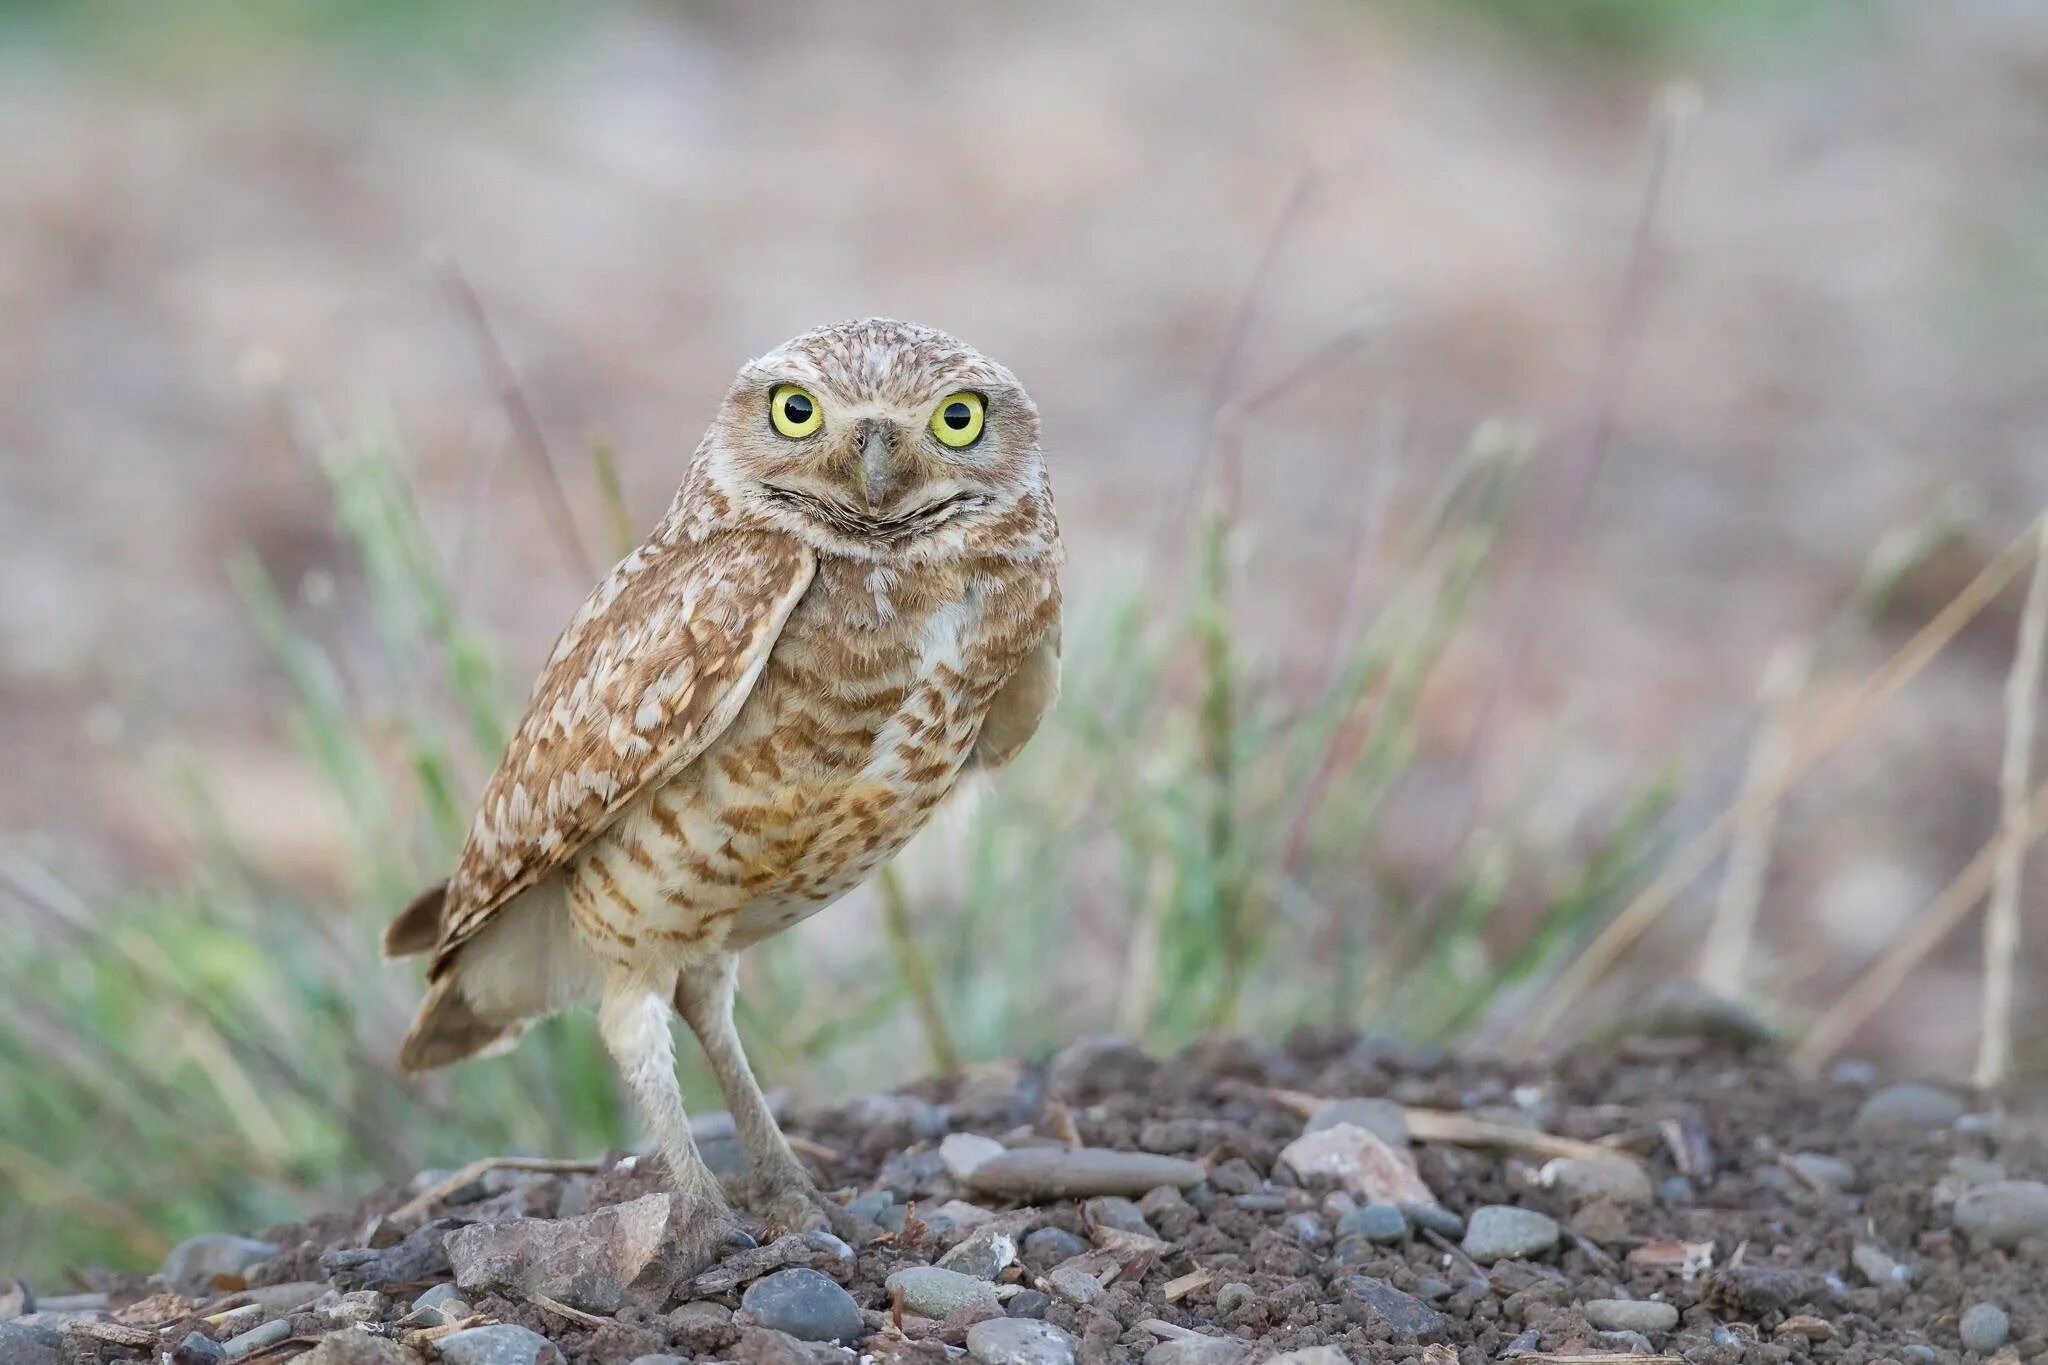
[663,1187,760,1267]
[739,1169,859,1244]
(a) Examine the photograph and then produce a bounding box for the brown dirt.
[82,1029,2048,1363]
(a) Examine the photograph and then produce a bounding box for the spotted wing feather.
[429,528,816,976]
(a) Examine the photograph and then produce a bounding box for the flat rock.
[1582,1299,1678,1333]
[1141,1338,1246,1365]
[941,1134,1007,1181]
[1020,1229,1089,1268]
[1540,1156,1652,1208]
[691,1232,851,1297]
[0,1323,62,1365]
[295,1330,418,1365]
[739,1268,863,1345]
[324,1220,460,1291]
[885,1267,1001,1318]
[449,1192,726,1313]
[1785,1153,1861,1193]
[1460,1206,1560,1264]
[1275,1124,1434,1205]
[965,1317,1079,1365]
[965,1148,1205,1200]
[936,1226,1019,1280]
[222,1320,293,1359]
[1852,1082,1964,1134]
[1081,1196,1157,1239]
[435,1325,563,1365]
[1347,1277,1448,1337]
[1951,1180,2048,1247]
[1305,1098,1409,1146]
[1265,1351,1348,1365]
[1337,1204,1408,1244]
[161,1236,280,1294]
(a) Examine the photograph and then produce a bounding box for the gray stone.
[739,1268,863,1345]
[1542,1156,1653,1208]
[1902,1348,1938,1365]
[1581,1299,1678,1333]
[941,1133,1007,1181]
[1346,1277,1448,1337]
[295,1331,415,1365]
[1785,1153,1861,1193]
[1851,1243,1911,1286]
[1853,1082,1964,1134]
[1460,1206,1560,1264]
[1214,1283,1255,1317]
[1594,1330,1656,1355]
[1337,1204,1408,1244]
[690,1232,851,1298]
[324,1219,459,1291]
[1952,1180,2048,1247]
[0,1321,61,1365]
[173,1331,226,1364]
[1004,1290,1050,1319]
[937,1225,1019,1280]
[965,1316,1078,1365]
[843,1191,895,1227]
[1046,1036,1155,1103]
[1960,1302,2010,1353]
[1081,1196,1157,1239]
[1306,1098,1409,1146]
[161,1235,280,1293]
[436,1324,563,1365]
[1141,1339,1246,1365]
[1830,1059,1879,1087]
[0,1282,28,1321]
[1043,1267,1103,1306]
[1020,1228,1089,1269]
[885,1266,1001,1318]
[221,1320,293,1360]
[1399,1202,1464,1239]
[449,1192,733,1312]
[1265,1351,1348,1365]
[965,1148,1206,1200]
[626,1357,690,1365]
[232,1283,328,1317]
[317,1291,385,1326]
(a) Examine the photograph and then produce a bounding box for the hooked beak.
[858,418,892,508]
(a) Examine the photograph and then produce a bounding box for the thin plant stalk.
[1794,777,2048,1072]
[876,866,959,1076]
[1975,520,2048,1090]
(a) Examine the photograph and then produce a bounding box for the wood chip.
[1161,1269,1213,1303]
[69,1321,158,1349]
[787,1135,843,1166]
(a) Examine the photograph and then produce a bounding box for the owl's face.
[700,319,1048,560]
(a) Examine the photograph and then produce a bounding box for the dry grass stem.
[1261,1088,1635,1163]
[1975,519,2048,1090]
[387,1155,605,1227]
[1699,641,1811,995]
[1510,512,2048,1060]
[876,866,960,1077]
[1793,776,2048,1071]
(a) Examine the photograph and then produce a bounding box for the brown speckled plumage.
[387,319,1061,1237]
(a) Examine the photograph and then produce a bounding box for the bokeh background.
[5,0,2048,1276]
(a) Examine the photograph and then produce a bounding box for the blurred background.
[5,0,2048,1279]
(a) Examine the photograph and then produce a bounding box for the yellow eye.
[930,391,986,448]
[770,384,823,439]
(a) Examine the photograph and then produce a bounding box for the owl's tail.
[383,881,447,959]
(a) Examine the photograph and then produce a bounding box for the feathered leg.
[674,954,845,1237]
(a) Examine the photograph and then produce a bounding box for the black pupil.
[782,393,812,424]
[943,401,973,430]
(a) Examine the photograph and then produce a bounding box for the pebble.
[1347,1276,1448,1336]
[740,1268,863,1345]
[1851,1242,1910,1286]
[886,1266,1002,1318]
[965,1316,1079,1365]
[1902,1347,1938,1364]
[1005,1290,1050,1319]
[1952,1180,2048,1247]
[1142,1339,1246,1365]
[1276,1124,1434,1205]
[1541,1155,1652,1207]
[1305,1098,1410,1146]
[221,1320,293,1360]
[1829,1059,1879,1087]
[941,1133,1007,1181]
[1338,1204,1408,1244]
[1082,1196,1158,1239]
[1400,1202,1464,1239]
[161,1236,280,1293]
[1021,1228,1089,1268]
[1582,1299,1679,1333]
[1266,1351,1348,1365]
[1461,1206,1561,1264]
[937,1226,1019,1280]
[295,1333,414,1365]
[1215,1283,1255,1317]
[1043,1268,1103,1307]
[965,1148,1206,1199]
[0,1322,60,1365]
[1785,1152,1860,1193]
[318,1291,384,1326]
[1959,1302,2010,1353]
[625,1357,689,1365]
[1852,1082,1964,1134]
[844,1191,895,1226]
[436,1324,563,1365]
[173,1332,226,1365]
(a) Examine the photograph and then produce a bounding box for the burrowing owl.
[384,319,1061,1238]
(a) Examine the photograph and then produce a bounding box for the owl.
[383,319,1062,1239]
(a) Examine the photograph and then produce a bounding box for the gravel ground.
[8,1019,2047,1364]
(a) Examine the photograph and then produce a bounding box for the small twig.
[432,253,598,584]
[1510,512,2048,1060]
[1793,775,2048,1070]
[1698,640,1811,994]
[525,1292,610,1329]
[1261,1088,1638,1164]
[787,1134,843,1166]
[387,1155,605,1227]
[1976,517,2048,1091]
[1135,1319,1206,1343]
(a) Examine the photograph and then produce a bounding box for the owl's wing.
[968,607,1061,771]
[427,528,816,975]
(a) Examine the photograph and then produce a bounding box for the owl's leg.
[673,954,849,1240]
[596,982,753,1248]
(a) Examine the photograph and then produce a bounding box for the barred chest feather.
[563,553,1054,969]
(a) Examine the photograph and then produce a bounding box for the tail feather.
[384,881,447,959]
[398,976,517,1072]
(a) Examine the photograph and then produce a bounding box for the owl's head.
[696,318,1051,560]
